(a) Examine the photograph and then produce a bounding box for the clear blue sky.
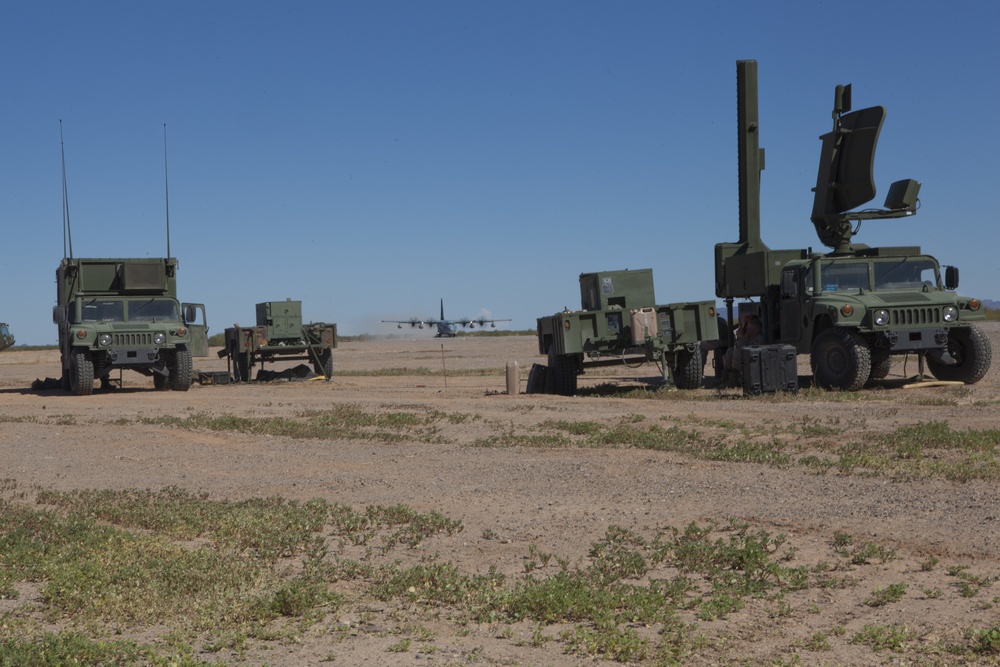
[3,1,997,344]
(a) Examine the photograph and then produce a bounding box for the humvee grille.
[888,307,941,326]
[113,332,154,346]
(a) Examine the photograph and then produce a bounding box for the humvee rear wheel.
[169,349,193,391]
[869,351,893,380]
[927,325,992,384]
[811,328,871,391]
[548,352,578,396]
[69,350,95,396]
[314,349,333,377]
[672,348,703,390]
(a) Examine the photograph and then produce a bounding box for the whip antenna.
[163,123,171,258]
[60,120,73,259]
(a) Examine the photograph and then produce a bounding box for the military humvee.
[0,323,13,352]
[714,60,990,390]
[53,258,207,395]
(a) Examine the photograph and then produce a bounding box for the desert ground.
[1,325,998,665]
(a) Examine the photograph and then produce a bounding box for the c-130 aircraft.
[382,299,511,338]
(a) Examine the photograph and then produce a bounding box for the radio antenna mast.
[163,123,171,258]
[60,120,73,260]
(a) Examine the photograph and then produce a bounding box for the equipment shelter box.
[741,344,798,395]
[256,300,302,341]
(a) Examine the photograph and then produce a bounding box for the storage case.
[741,344,798,394]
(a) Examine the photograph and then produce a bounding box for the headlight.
[943,306,958,322]
[153,333,167,345]
[873,309,889,326]
[98,333,113,347]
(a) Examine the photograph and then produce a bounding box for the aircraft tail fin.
[440,298,444,321]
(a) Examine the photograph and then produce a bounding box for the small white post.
[505,360,520,395]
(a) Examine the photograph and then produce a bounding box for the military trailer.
[0,323,13,352]
[537,269,719,395]
[222,299,336,382]
[714,60,991,391]
[52,258,208,395]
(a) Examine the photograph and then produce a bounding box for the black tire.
[235,353,251,383]
[314,349,333,377]
[168,349,193,391]
[69,349,94,396]
[926,325,992,384]
[869,350,893,380]
[672,348,703,390]
[810,328,871,391]
[548,352,578,396]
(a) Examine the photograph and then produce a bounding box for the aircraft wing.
[456,318,512,329]
[381,318,439,329]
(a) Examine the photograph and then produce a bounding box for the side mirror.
[52,305,67,325]
[944,266,959,290]
[184,305,196,323]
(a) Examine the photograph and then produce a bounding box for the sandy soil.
[1,325,998,665]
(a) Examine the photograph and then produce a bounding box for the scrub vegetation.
[1,482,997,665]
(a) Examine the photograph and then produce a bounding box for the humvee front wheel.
[811,328,871,391]
[169,349,193,391]
[927,325,992,384]
[672,348,703,389]
[69,350,95,396]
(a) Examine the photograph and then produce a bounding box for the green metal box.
[256,300,302,341]
[579,269,656,312]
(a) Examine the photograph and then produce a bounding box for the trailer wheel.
[869,351,892,380]
[672,349,703,389]
[235,353,251,383]
[811,328,870,391]
[314,349,333,377]
[548,352,578,396]
[69,349,94,396]
[169,349,193,391]
[927,325,992,384]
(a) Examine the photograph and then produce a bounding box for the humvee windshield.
[78,298,179,323]
[808,257,939,293]
[872,257,938,290]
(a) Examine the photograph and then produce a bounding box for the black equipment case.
[741,344,798,394]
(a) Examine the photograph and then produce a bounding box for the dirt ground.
[1,325,999,665]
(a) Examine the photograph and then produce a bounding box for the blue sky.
[3,1,997,344]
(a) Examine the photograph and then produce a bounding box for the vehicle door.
[779,269,803,344]
[182,303,210,357]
